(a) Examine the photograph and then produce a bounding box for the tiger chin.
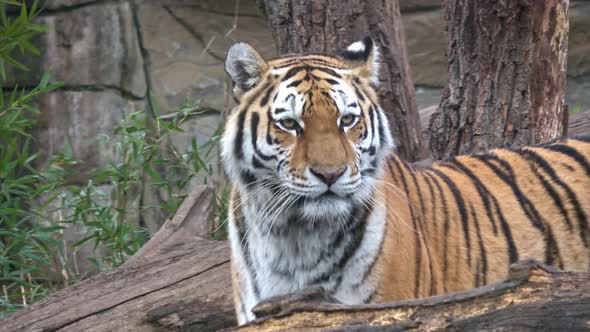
[220,36,590,325]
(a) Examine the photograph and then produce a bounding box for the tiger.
[221,36,590,325]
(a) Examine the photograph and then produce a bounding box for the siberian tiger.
[221,36,590,325]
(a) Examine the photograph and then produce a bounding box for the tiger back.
[220,37,590,325]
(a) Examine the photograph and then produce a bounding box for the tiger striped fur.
[221,37,590,325]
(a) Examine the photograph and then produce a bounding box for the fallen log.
[233,260,590,331]
[0,186,236,332]
[567,109,590,137]
[3,188,590,332]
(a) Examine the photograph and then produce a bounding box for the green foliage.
[569,105,582,116]
[0,0,227,316]
[0,0,46,79]
[0,78,65,314]
[47,100,223,272]
[0,0,63,316]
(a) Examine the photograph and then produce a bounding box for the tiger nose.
[310,166,346,185]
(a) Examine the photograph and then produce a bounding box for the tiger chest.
[236,203,387,306]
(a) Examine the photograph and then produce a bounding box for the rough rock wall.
[5,0,275,276]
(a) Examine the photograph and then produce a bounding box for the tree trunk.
[428,0,569,160]
[232,260,590,331]
[257,0,424,162]
[0,187,236,332]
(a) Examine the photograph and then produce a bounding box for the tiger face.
[222,37,394,225]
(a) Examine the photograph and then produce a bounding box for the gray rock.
[141,0,264,16]
[4,2,146,98]
[135,3,275,231]
[35,90,144,182]
[137,2,275,114]
[42,0,96,10]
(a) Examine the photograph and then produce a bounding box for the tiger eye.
[279,118,299,131]
[341,114,356,127]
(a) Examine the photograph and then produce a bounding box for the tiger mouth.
[293,190,349,206]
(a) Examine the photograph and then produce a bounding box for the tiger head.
[222,37,394,224]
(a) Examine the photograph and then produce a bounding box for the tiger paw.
[251,287,341,319]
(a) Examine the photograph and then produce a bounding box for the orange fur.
[374,139,590,301]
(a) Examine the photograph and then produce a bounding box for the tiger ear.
[341,36,381,86]
[225,43,268,100]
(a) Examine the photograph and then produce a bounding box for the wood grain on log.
[232,260,590,331]
[567,110,590,137]
[428,0,570,160]
[257,0,424,161]
[0,186,235,332]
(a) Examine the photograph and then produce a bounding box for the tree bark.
[428,0,570,160]
[257,0,424,162]
[232,260,590,331]
[0,187,236,332]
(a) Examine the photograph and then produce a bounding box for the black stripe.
[368,106,376,148]
[273,58,346,69]
[422,173,439,294]
[363,290,376,304]
[287,80,303,88]
[234,110,247,160]
[475,154,559,265]
[266,110,274,145]
[239,170,257,186]
[250,112,277,161]
[310,66,342,78]
[542,143,590,177]
[389,157,422,297]
[234,79,273,160]
[447,159,518,264]
[252,156,273,171]
[469,204,488,287]
[323,78,339,85]
[519,148,588,247]
[545,224,564,269]
[259,85,275,107]
[475,155,545,229]
[283,66,306,81]
[405,164,436,295]
[423,171,450,293]
[422,174,438,237]
[446,160,498,234]
[310,204,369,287]
[431,168,472,268]
[522,152,572,231]
[353,84,366,102]
[274,107,290,114]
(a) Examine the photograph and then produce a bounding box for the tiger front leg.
[251,287,342,320]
